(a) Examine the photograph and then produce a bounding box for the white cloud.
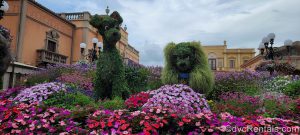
[37,0,300,66]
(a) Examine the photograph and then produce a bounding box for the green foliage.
[91,11,129,100]
[125,66,150,94]
[162,42,214,94]
[147,79,163,90]
[94,49,129,100]
[25,74,51,86]
[263,99,294,118]
[284,80,300,98]
[43,91,96,110]
[99,96,125,110]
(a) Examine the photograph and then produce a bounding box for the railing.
[37,49,68,64]
[59,12,91,21]
[65,13,84,20]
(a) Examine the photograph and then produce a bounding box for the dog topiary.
[161,42,214,94]
[90,11,128,100]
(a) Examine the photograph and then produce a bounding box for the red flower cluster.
[87,107,300,135]
[125,92,150,111]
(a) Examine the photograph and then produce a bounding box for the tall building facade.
[0,0,139,89]
[202,41,255,71]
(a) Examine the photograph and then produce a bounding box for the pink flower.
[195,122,201,126]
[60,121,66,126]
[11,130,21,134]
[59,132,69,135]
[195,113,204,118]
[12,122,19,128]
[178,121,184,127]
[208,129,214,132]
[218,125,227,132]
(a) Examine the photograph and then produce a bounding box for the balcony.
[36,49,68,65]
[59,12,91,21]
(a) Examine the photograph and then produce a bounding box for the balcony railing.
[37,49,68,65]
[59,12,91,21]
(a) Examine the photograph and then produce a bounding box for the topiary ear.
[110,11,123,25]
[164,42,176,66]
[90,14,104,34]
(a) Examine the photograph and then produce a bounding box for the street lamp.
[92,38,98,62]
[79,39,102,63]
[258,42,264,55]
[0,0,9,20]
[258,33,294,75]
[97,42,103,54]
[80,42,86,55]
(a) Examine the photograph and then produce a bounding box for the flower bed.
[14,82,66,103]
[0,100,299,134]
[143,84,210,115]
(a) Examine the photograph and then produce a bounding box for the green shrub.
[263,99,294,118]
[43,91,96,110]
[125,66,150,94]
[99,96,125,110]
[146,79,163,90]
[284,80,300,98]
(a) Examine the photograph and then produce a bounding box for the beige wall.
[203,43,255,71]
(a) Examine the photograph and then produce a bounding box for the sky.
[36,0,300,66]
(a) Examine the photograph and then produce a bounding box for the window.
[47,40,57,52]
[243,59,248,64]
[208,59,217,70]
[46,30,59,53]
[218,60,223,68]
[229,60,235,69]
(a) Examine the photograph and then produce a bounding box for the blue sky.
[36,0,300,66]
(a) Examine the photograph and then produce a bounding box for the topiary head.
[170,43,196,72]
[90,11,123,46]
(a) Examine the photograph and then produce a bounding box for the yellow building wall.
[203,44,255,71]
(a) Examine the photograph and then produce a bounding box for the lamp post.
[0,0,9,20]
[92,38,99,62]
[79,39,103,63]
[80,42,87,60]
[97,41,103,55]
[258,33,294,75]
